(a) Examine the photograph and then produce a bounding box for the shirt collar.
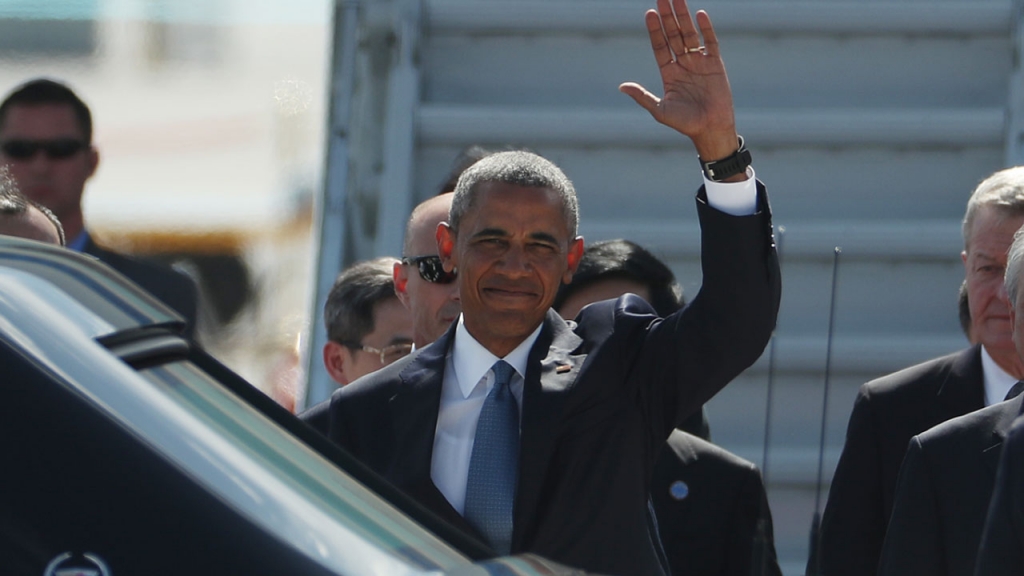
[981,345,1018,406]
[451,314,543,399]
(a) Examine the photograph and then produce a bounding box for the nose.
[25,151,53,173]
[497,245,531,276]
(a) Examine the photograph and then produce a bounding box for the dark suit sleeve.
[727,466,783,576]
[878,436,944,576]
[975,427,1024,575]
[813,388,887,576]
[626,182,780,446]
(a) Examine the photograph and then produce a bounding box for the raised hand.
[619,0,739,161]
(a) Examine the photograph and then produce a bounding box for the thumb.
[619,82,662,121]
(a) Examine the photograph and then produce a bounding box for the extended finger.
[696,10,719,57]
[673,0,702,53]
[643,9,674,68]
[656,0,686,58]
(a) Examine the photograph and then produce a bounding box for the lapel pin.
[669,480,689,500]
[556,364,571,374]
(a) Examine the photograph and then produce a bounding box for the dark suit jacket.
[83,235,199,339]
[303,187,780,576]
[811,345,985,576]
[974,411,1024,575]
[651,430,782,576]
[877,393,1024,576]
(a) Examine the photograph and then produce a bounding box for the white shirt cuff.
[703,166,757,216]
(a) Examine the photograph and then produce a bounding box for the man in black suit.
[555,239,781,576]
[811,166,1024,575]
[974,225,1024,575]
[878,388,1023,575]
[0,78,198,337]
[302,2,781,573]
[975,414,1024,575]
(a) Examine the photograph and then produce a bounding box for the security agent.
[0,78,199,336]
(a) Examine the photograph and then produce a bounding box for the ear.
[393,261,411,307]
[438,222,457,272]
[322,341,352,386]
[86,146,99,178]
[562,236,585,284]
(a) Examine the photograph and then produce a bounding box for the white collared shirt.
[982,345,1019,406]
[431,316,541,514]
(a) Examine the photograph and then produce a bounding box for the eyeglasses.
[347,342,414,365]
[401,255,457,284]
[0,139,88,160]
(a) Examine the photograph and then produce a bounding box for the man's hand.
[620,0,739,162]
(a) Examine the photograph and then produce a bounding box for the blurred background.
[3,1,1021,573]
[0,0,331,411]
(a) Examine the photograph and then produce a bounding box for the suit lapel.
[513,310,585,550]
[385,324,494,542]
[387,329,451,490]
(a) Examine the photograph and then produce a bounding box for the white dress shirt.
[432,317,541,513]
[429,169,759,513]
[982,345,1018,406]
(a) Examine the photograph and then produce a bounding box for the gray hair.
[323,257,400,346]
[0,166,65,245]
[449,150,579,237]
[1006,226,1024,305]
[963,166,1024,249]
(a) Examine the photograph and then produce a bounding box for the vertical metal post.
[376,0,422,257]
[301,0,362,410]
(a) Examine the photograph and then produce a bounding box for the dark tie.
[1005,380,1024,401]
[464,360,519,554]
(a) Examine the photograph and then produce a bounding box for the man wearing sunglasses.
[394,192,462,348]
[322,257,414,387]
[0,79,198,337]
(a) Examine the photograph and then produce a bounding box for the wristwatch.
[699,136,751,182]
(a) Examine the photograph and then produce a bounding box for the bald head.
[395,192,461,346]
[404,193,454,256]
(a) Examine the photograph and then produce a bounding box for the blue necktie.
[464,360,519,554]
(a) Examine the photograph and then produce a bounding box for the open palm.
[620,0,737,159]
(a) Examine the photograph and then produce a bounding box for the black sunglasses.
[402,255,457,284]
[1,138,87,160]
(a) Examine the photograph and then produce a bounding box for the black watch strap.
[699,136,751,182]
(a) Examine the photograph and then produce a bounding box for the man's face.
[963,206,1024,358]
[395,196,461,347]
[343,298,414,383]
[0,104,97,222]
[0,205,62,245]
[438,182,583,356]
[324,297,414,386]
